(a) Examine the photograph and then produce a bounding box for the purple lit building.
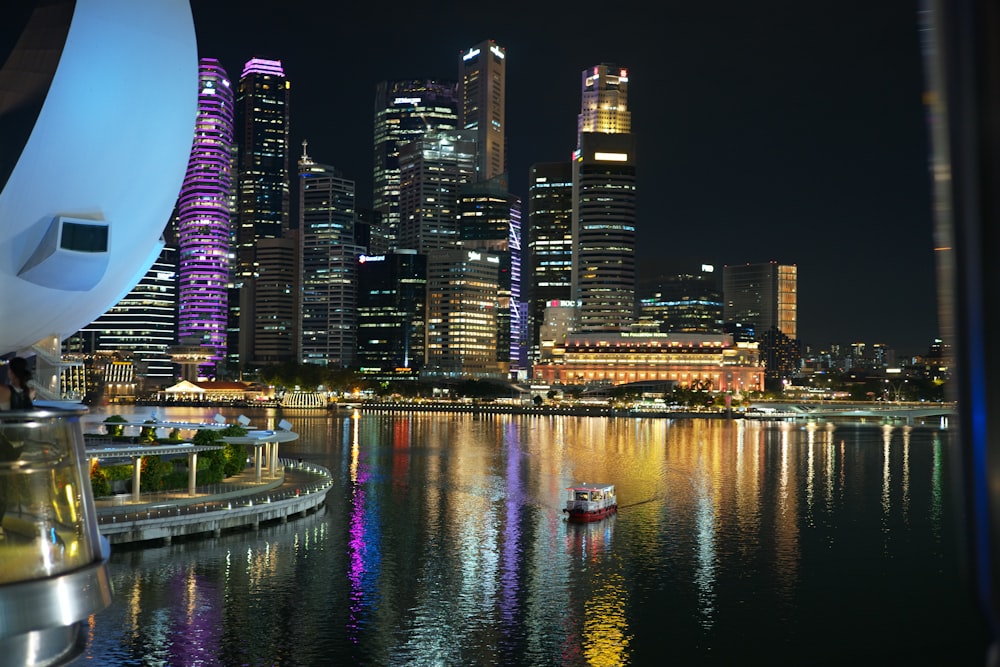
[176,58,234,379]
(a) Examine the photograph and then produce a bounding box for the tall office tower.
[299,142,364,368]
[722,261,797,339]
[356,250,427,380]
[175,58,234,379]
[424,248,504,379]
[571,64,637,333]
[458,174,522,374]
[232,57,291,369]
[527,162,574,364]
[638,265,723,334]
[76,245,178,392]
[247,237,298,364]
[373,80,458,251]
[459,39,506,182]
[397,129,477,253]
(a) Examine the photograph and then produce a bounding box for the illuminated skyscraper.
[373,80,458,252]
[458,173,523,371]
[176,58,234,379]
[299,142,363,368]
[232,57,291,367]
[356,250,427,379]
[527,161,574,363]
[459,39,506,182]
[397,129,477,253]
[572,64,637,332]
[722,261,797,339]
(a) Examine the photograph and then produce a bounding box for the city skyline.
[188,1,935,357]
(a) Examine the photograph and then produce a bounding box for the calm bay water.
[71,407,992,666]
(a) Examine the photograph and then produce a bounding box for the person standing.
[0,357,35,410]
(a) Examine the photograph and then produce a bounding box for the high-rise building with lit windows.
[176,58,233,379]
[232,57,291,368]
[459,39,506,182]
[298,142,363,368]
[527,161,574,363]
[356,250,427,379]
[373,80,458,252]
[572,64,637,333]
[458,173,523,371]
[722,261,797,339]
[397,130,477,253]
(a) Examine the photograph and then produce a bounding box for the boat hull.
[564,504,617,522]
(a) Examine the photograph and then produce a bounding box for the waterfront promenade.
[94,458,333,547]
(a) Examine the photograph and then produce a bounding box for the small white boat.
[563,483,617,522]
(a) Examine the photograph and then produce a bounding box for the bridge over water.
[749,402,958,425]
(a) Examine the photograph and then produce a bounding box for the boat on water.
[563,483,617,522]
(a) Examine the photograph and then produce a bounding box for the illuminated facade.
[298,143,363,367]
[356,250,427,378]
[638,265,723,333]
[397,130,477,253]
[425,248,504,378]
[459,39,506,182]
[527,162,574,362]
[233,57,291,367]
[373,80,458,252]
[458,174,523,371]
[722,261,798,339]
[532,332,763,391]
[176,58,234,378]
[572,64,637,333]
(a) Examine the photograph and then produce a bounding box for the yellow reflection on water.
[581,570,630,667]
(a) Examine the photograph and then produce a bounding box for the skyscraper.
[572,64,637,333]
[233,57,291,368]
[373,80,458,252]
[176,58,234,379]
[356,250,427,379]
[458,173,523,371]
[638,265,723,334]
[722,261,798,339]
[298,142,364,368]
[459,40,506,182]
[75,245,178,392]
[527,161,574,363]
[396,129,477,253]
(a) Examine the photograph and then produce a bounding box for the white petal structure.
[0,0,197,355]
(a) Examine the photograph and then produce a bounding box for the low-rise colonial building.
[532,332,764,392]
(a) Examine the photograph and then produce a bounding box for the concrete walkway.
[94,459,334,546]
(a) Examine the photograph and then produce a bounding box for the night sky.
[189,0,936,357]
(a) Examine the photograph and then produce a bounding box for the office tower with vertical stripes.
[299,141,364,368]
[356,250,427,379]
[527,161,574,363]
[572,64,637,333]
[176,58,233,379]
[459,40,506,183]
[233,57,291,367]
[373,80,458,252]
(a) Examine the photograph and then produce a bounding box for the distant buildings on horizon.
[60,41,938,400]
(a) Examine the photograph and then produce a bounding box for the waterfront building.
[373,80,458,252]
[74,245,179,392]
[458,173,523,373]
[638,264,723,333]
[424,248,504,379]
[232,57,291,369]
[356,250,427,380]
[247,236,298,365]
[722,261,797,339]
[459,39,506,182]
[298,142,364,368]
[396,129,477,253]
[176,58,234,379]
[723,261,799,389]
[527,162,574,365]
[531,331,763,391]
[572,64,637,333]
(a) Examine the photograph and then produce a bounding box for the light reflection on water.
[72,409,989,666]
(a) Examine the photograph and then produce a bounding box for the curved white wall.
[0,0,197,354]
